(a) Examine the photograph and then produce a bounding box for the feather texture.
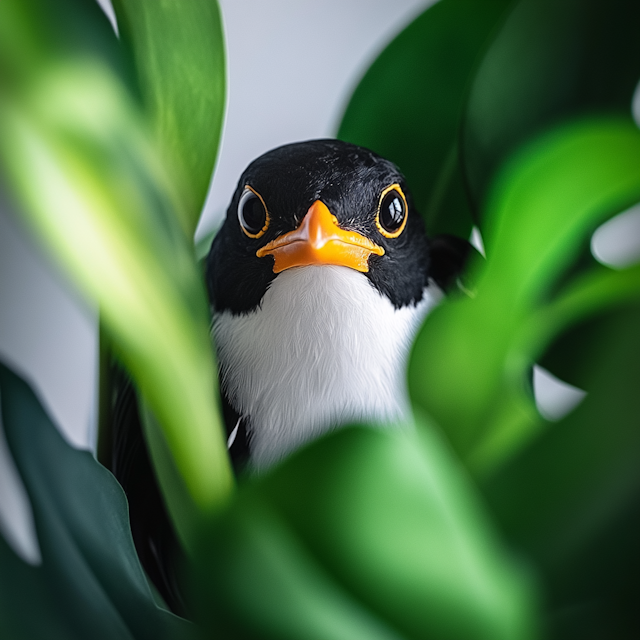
[214,265,440,470]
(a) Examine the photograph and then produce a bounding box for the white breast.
[213,265,441,470]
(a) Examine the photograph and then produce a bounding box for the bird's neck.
[213,265,440,470]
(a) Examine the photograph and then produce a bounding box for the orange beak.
[256,200,384,273]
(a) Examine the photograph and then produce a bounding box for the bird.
[110,138,469,612]
[206,139,469,472]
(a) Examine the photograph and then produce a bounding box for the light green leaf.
[409,117,640,473]
[518,263,640,365]
[196,423,538,640]
[113,0,226,236]
[0,0,233,546]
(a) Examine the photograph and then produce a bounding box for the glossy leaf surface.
[195,423,537,640]
[112,0,226,236]
[338,0,514,237]
[0,362,192,640]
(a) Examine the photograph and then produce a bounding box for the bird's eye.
[238,187,269,238]
[376,184,408,238]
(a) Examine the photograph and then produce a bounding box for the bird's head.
[207,139,466,315]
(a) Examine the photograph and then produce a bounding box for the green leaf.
[113,0,226,236]
[195,423,538,640]
[197,498,406,640]
[337,0,514,236]
[484,302,640,638]
[464,0,640,213]
[0,362,193,640]
[0,0,233,545]
[0,0,127,83]
[409,117,640,473]
[519,263,640,376]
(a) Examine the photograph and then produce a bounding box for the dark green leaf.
[0,0,127,86]
[464,0,640,215]
[0,362,193,640]
[195,423,537,640]
[113,0,226,236]
[337,0,514,236]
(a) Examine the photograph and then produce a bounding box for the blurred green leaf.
[0,0,128,85]
[519,263,640,376]
[195,423,537,640]
[197,497,406,640]
[464,0,640,214]
[112,0,226,236]
[0,362,193,640]
[485,302,640,639]
[409,117,640,474]
[0,0,233,546]
[337,0,514,236]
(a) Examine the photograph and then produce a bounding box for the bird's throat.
[212,265,440,471]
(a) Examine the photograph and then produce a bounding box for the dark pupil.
[380,190,405,232]
[241,194,266,234]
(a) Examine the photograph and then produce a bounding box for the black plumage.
[207,139,449,314]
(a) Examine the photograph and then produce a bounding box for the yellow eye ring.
[238,186,270,238]
[375,183,408,239]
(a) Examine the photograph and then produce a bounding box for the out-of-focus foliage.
[463,0,640,211]
[195,421,536,640]
[487,303,640,637]
[409,117,640,474]
[0,0,232,548]
[1,0,640,638]
[339,0,640,636]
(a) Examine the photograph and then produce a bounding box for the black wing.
[109,367,249,615]
[110,368,187,615]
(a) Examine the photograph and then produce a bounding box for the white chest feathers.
[213,265,441,470]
